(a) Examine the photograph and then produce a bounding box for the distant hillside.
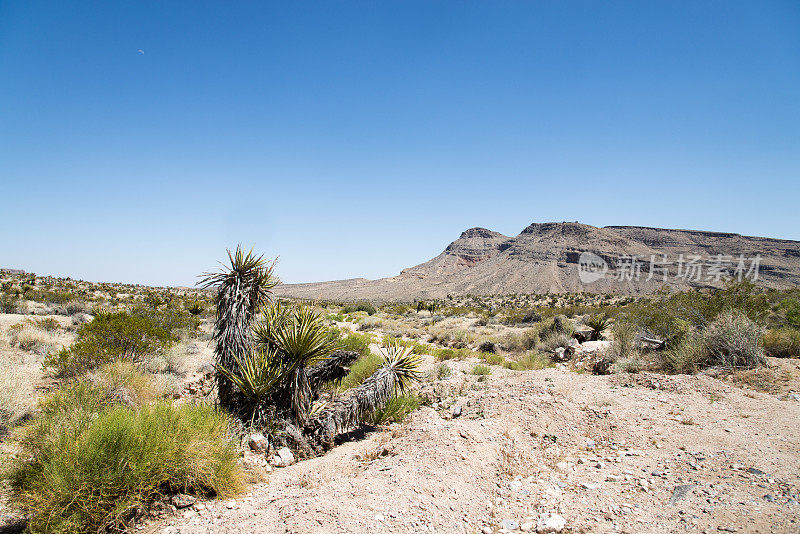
[274,222,800,302]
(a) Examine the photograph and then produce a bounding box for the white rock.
[536,513,566,533]
[273,447,295,467]
[521,522,535,532]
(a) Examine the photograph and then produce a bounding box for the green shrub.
[369,393,421,425]
[337,352,383,391]
[341,302,377,315]
[471,364,491,375]
[621,282,768,343]
[9,388,241,534]
[780,298,800,328]
[44,310,178,376]
[433,347,471,360]
[703,310,765,368]
[502,351,553,370]
[0,294,24,314]
[762,327,800,358]
[339,333,373,358]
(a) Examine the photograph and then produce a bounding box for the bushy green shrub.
[622,282,768,343]
[369,393,421,425]
[780,299,800,328]
[341,302,377,315]
[339,333,373,358]
[471,364,491,375]
[433,347,471,360]
[9,385,241,534]
[44,310,178,376]
[762,327,800,358]
[703,310,765,368]
[337,352,383,391]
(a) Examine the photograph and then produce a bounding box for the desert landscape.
[4,2,799,533]
[1,239,800,533]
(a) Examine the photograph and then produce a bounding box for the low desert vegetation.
[44,310,178,376]
[8,383,241,533]
[4,263,800,534]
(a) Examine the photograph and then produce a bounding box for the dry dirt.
[145,356,800,534]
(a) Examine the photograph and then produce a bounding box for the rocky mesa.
[274,222,800,301]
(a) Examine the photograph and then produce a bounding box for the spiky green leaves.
[379,342,422,393]
[215,348,288,403]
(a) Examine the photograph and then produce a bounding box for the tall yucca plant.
[202,249,421,457]
[200,246,277,409]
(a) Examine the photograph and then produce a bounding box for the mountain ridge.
[274,222,800,301]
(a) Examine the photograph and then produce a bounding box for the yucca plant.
[201,246,277,410]
[585,314,611,341]
[204,248,421,456]
[305,342,421,452]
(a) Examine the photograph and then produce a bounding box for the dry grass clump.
[91,360,162,407]
[703,310,765,368]
[0,364,33,432]
[502,329,538,352]
[7,322,61,355]
[657,333,707,374]
[762,327,800,358]
[728,367,792,394]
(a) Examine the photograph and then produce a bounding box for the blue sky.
[1,1,798,286]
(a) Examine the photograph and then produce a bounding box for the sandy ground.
[145,356,800,534]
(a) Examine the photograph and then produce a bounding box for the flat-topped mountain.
[274,222,800,301]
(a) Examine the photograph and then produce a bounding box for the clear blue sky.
[1,1,798,286]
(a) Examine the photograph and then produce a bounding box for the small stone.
[536,513,566,533]
[510,480,523,490]
[171,494,196,509]
[764,494,775,503]
[670,485,694,505]
[274,447,295,467]
[585,439,596,450]
[226,500,236,509]
[581,483,599,490]
[500,519,519,530]
[374,514,385,521]
[521,521,535,532]
[248,433,269,453]
[606,475,623,482]
[483,527,493,534]
[453,404,463,418]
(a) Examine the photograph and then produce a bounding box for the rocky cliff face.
[275,222,800,301]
